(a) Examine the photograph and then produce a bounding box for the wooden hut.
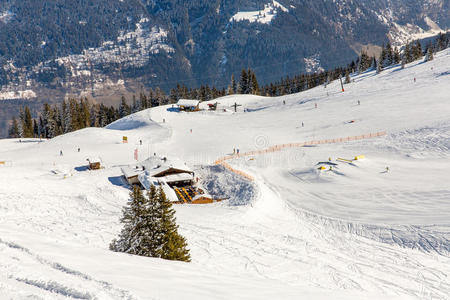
[87,157,102,170]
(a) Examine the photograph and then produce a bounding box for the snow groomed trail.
[0,50,449,299]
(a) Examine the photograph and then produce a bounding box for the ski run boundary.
[214,131,387,181]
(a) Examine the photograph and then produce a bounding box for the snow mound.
[196,165,257,206]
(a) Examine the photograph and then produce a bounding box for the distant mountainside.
[0,0,448,136]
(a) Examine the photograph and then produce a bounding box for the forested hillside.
[0,0,448,136]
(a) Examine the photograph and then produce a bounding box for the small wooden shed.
[87,157,102,170]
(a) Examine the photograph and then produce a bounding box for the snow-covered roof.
[87,157,101,164]
[177,99,200,107]
[161,172,194,183]
[139,156,193,177]
[121,166,142,178]
[138,174,179,202]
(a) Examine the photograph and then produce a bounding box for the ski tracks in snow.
[0,238,137,299]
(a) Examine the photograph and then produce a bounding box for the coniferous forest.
[8,32,449,139]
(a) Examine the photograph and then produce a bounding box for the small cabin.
[177,99,200,112]
[87,157,102,170]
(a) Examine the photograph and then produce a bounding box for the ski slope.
[0,50,449,299]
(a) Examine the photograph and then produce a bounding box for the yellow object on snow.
[318,166,326,170]
[354,155,365,160]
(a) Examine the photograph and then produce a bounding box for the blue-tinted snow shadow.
[107,120,147,130]
[74,166,89,172]
[108,176,128,188]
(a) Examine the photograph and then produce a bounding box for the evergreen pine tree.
[8,117,19,138]
[249,71,259,95]
[412,41,423,61]
[18,107,25,138]
[385,42,394,66]
[33,119,38,138]
[371,57,377,70]
[344,70,351,84]
[401,55,406,69]
[231,74,237,94]
[379,43,387,67]
[424,44,434,62]
[131,95,139,113]
[404,43,413,63]
[110,185,190,262]
[110,186,147,254]
[239,69,248,94]
[393,47,401,64]
[157,186,190,262]
[119,96,129,118]
[81,98,91,128]
[376,59,383,74]
[23,106,33,138]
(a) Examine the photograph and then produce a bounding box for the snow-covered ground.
[230,1,289,24]
[0,50,449,299]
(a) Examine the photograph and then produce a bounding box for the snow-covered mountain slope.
[0,50,449,299]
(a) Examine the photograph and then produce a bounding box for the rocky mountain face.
[0,0,448,136]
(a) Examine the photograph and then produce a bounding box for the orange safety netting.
[215,131,387,182]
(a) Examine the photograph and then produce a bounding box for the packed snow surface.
[0,50,449,299]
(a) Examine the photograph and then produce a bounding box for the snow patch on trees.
[304,54,325,74]
[0,89,36,101]
[230,1,289,24]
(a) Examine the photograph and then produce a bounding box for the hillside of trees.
[8,32,449,139]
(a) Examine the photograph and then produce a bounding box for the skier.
[302,122,304,127]
[78,148,80,152]
[237,149,240,155]
[315,103,318,109]
[386,166,389,172]
[357,100,360,105]
[414,77,416,83]
[283,100,286,105]
[233,148,236,155]
[140,140,142,145]
[60,150,63,156]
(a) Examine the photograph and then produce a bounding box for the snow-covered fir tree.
[424,44,434,62]
[156,186,190,262]
[344,70,351,84]
[110,185,190,262]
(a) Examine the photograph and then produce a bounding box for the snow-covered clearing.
[230,1,288,24]
[0,50,449,299]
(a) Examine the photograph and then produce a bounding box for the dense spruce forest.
[8,33,449,139]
